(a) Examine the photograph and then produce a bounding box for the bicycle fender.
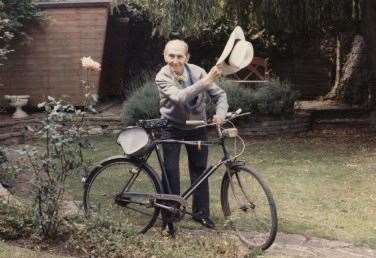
[84,155,161,187]
[228,160,246,171]
[220,160,246,183]
[90,155,128,171]
[89,155,147,171]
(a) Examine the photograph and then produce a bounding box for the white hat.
[216,26,254,75]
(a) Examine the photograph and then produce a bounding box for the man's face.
[164,43,189,75]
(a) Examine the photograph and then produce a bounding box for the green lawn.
[65,134,376,248]
[0,241,70,258]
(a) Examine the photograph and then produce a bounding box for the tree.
[115,0,221,37]
[116,0,376,106]
[255,0,366,104]
[0,0,39,65]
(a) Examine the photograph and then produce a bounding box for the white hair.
[163,39,189,55]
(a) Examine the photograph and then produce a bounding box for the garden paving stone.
[264,232,376,257]
[175,228,376,257]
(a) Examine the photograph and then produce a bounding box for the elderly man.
[155,39,228,230]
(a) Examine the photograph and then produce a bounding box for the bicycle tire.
[220,165,278,250]
[83,157,162,234]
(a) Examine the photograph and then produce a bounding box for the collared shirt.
[174,67,189,87]
[155,63,229,128]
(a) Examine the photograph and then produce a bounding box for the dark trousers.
[161,126,210,219]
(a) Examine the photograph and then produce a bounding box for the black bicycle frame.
[149,125,232,203]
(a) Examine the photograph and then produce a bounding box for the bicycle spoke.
[84,160,161,234]
[235,172,254,205]
[221,166,277,250]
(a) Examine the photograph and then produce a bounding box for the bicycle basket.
[117,127,153,157]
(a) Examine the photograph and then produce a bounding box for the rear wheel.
[221,165,278,250]
[83,158,162,233]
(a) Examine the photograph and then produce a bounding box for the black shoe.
[193,217,215,229]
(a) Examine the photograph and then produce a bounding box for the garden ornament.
[216,26,254,75]
[4,95,30,119]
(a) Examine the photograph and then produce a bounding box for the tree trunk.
[325,36,341,99]
[364,0,376,108]
[325,34,365,102]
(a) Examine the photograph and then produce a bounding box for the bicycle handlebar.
[185,109,251,128]
[185,120,207,126]
[156,109,249,157]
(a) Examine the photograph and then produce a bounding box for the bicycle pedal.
[239,203,255,211]
[240,205,249,211]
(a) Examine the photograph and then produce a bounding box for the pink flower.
[81,56,101,72]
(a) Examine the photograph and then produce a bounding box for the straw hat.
[216,26,254,75]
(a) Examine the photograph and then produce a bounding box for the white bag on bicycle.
[117,127,153,157]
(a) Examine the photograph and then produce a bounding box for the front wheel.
[83,157,162,233]
[221,165,278,251]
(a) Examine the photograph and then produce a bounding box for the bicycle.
[83,109,278,251]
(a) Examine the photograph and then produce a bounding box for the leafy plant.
[122,75,298,125]
[68,215,137,257]
[215,79,256,114]
[114,0,219,38]
[80,56,101,113]
[17,56,100,239]
[18,97,91,240]
[252,79,299,119]
[0,0,40,65]
[0,202,33,240]
[122,80,160,126]
[215,78,298,119]
[0,146,17,188]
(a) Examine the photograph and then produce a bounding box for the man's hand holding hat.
[200,26,254,125]
[201,64,224,86]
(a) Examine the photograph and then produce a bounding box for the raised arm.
[155,65,223,105]
[155,72,207,105]
[208,83,229,119]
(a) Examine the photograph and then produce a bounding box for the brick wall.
[0,1,110,107]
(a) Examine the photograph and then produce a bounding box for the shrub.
[216,78,298,119]
[0,147,10,186]
[0,202,33,240]
[122,80,160,126]
[20,97,92,240]
[122,75,298,126]
[252,79,299,119]
[0,147,17,188]
[213,79,256,114]
[0,0,40,64]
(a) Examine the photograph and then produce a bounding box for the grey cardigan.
[155,63,229,128]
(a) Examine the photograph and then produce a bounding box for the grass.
[64,133,376,249]
[251,136,376,248]
[0,241,69,258]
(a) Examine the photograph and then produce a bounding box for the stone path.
[176,226,376,257]
[262,232,376,258]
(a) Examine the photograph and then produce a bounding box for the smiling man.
[155,39,228,231]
